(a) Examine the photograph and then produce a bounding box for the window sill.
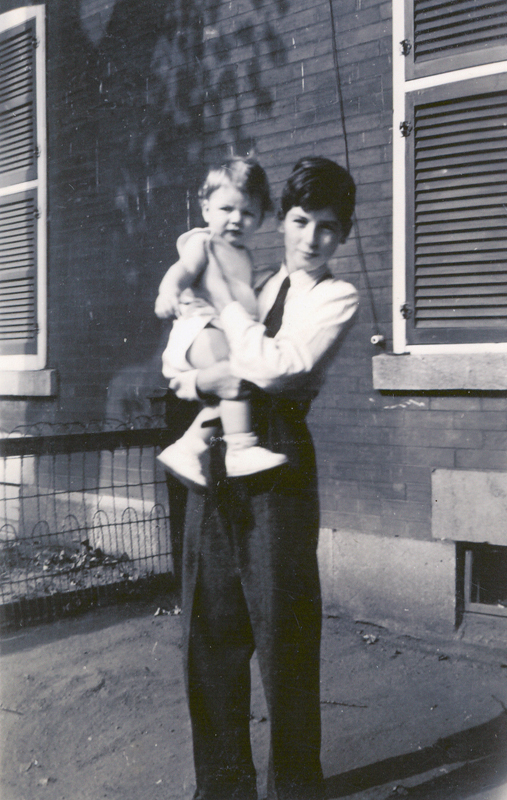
[372,353,507,391]
[0,370,58,397]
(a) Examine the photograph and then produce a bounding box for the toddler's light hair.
[198,156,273,220]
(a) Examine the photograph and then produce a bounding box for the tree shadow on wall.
[325,709,507,799]
[88,0,291,416]
[49,0,292,422]
[94,0,291,237]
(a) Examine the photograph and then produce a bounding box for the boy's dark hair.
[280,156,356,237]
[198,156,273,220]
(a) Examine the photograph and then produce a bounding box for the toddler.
[155,157,287,487]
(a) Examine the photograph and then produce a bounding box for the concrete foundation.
[318,528,457,637]
[432,468,507,546]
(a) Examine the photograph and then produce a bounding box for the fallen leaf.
[37,777,56,786]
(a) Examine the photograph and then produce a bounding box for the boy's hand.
[168,371,200,401]
[154,291,179,319]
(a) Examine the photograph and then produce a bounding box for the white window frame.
[0,4,47,372]
[392,0,507,356]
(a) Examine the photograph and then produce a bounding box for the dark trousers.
[181,403,324,800]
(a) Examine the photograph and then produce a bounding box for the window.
[464,545,507,619]
[392,0,507,355]
[0,5,46,371]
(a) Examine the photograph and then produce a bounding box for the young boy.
[170,156,360,800]
[154,157,287,488]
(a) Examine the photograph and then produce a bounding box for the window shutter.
[0,190,38,355]
[0,14,40,359]
[0,19,37,189]
[405,0,507,79]
[405,77,507,345]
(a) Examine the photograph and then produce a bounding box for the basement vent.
[464,545,507,618]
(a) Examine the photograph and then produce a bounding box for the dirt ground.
[2,597,507,800]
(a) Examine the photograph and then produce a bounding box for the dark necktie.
[263,276,290,338]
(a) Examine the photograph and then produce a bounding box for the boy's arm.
[168,361,247,402]
[154,234,209,318]
[221,278,359,391]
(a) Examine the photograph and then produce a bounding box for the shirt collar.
[280,263,331,291]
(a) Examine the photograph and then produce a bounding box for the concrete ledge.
[432,468,507,546]
[318,528,456,636]
[372,353,507,390]
[0,370,58,397]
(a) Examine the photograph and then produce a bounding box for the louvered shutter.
[0,19,37,188]
[0,17,39,357]
[0,190,38,354]
[406,0,507,79]
[405,75,507,345]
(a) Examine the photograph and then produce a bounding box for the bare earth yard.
[2,599,507,800]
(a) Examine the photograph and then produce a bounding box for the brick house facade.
[1,0,506,636]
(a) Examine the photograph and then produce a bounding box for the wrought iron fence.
[0,417,177,629]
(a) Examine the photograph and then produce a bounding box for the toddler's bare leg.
[185,325,288,477]
[187,327,229,369]
[187,326,253,436]
[220,398,251,435]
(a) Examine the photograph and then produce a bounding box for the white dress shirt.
[168,264,358,401]
[223,263,358,394]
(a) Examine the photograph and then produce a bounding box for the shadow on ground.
[325,710,507,798]
[0,592,179,657]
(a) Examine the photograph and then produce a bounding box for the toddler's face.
[201,182,263,247]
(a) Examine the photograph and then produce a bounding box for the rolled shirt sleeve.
[220,268,359,393]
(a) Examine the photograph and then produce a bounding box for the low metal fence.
[0,418,177,629]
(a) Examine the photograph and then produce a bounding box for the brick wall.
[4,0,504,550]
[192,0,507,546]
[40,0,193,423]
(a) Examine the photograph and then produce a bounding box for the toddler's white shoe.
[157,438,209,489]
[223,433,288,478]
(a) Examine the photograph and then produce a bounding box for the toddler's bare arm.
[154,233,208,318]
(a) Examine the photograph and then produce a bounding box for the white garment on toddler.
[162,227,258,378]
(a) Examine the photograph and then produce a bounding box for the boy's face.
[281,206,346,275]
[201,182,263,248]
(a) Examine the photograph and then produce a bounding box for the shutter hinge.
[34,145,41,158]
[34,207,41,219]
[400,303,412,319]
[400,39,412,56]
[32,36,40,49]
[399,120,412,137]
